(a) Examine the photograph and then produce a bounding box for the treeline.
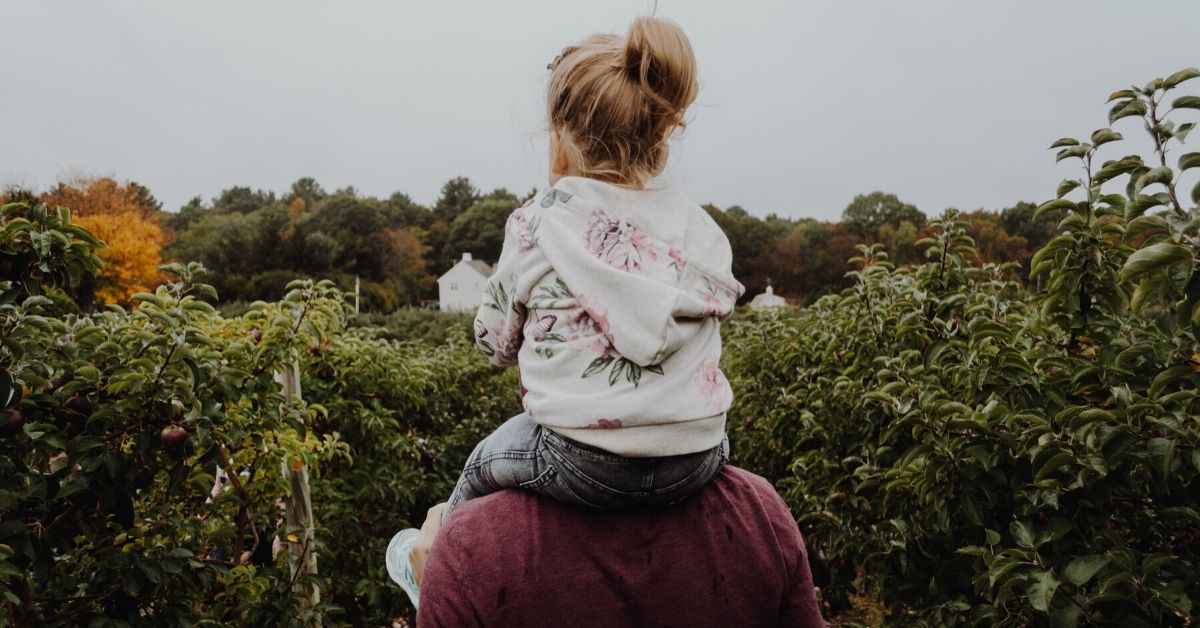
[2,178,1058,310]
[706,191,1056,302]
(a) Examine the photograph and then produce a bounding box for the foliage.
[39,178,168,305]
[164,186,433,310]
[5,63,1196,628]
[727,68,1200,626]
[746,219,863,303]
[350,308,475,346]
[0,203,522,625]
[841,191,927,239]
[0,202,102,308]
[703,204,793,297]
[443,194,522,268]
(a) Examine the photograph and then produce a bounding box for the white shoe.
[385,528,421,609]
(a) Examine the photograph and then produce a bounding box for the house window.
[450,283,458,290]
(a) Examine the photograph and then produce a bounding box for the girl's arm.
[473,212,531,366]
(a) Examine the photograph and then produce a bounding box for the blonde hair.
[547,17,698,188]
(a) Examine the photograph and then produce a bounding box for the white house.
[438,252,493,311]
[748,284,787,310]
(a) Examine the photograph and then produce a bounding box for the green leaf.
[1035,451,1075,481]
[1147,437,1175,478]
[1132,166,1173,196]
[1064,554,1109,586]
[1149,365,1193,398]
[1034,199,1078,220]
[1090,128,1122,147]
[1120,242,1193,282]
[1125,193,1169,221]
[1179,152,1200,172]
[1056,145,1089,163]
[1178,122,1195,143]
[1010,520,1034,548]
[1056,179,1081,199]
[1049,138,1080,149]
[1106,90,1136,102]
[1109,99,1147,124]
[1163,67,1200,89]
[1093,156,1143,185]
[1028,570,1061,612]
[985,529,1001,546]
[1172,95,1200,110]
[1124,215,1169,241]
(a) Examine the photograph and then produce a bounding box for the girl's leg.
[388,414,545,608]
[442,413,548,520]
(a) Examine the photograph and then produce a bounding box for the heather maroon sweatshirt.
[418,466,826,627]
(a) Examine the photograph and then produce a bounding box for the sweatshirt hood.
[528,177,744,367]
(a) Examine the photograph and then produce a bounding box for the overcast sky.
[2,1,1197,221]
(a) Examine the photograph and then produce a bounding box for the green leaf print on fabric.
[527,278,575,309]
[483,280,508,312]
[580,356,664,388]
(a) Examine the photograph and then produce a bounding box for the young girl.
[387,16,743,606]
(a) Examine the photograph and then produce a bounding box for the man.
[409,466,826,627]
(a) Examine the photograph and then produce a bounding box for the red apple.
[159,425,189,456]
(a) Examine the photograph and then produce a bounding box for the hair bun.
[624,17,698,119]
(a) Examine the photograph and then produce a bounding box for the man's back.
[417,466,825,627]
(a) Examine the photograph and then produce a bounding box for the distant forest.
[2,176,1057,311]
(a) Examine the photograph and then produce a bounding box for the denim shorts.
[443,413,729,520]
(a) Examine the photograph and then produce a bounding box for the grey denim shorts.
[443,413,729,520]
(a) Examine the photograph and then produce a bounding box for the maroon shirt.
[418,467,825,627]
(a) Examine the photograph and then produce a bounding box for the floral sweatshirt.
[473,176,744,457]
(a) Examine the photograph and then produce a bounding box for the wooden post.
[276,357,320,621]
[354,275,360,315]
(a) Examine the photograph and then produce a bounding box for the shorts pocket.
[518,466,557,490]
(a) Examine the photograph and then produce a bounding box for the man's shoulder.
[446,465,788,528]
[421,466,818,627]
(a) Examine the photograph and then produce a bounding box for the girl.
[387,16,742,607]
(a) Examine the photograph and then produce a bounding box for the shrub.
[727,68,1200,626]
[0,202,517,625]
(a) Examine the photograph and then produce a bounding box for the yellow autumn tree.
[41,178,167,304]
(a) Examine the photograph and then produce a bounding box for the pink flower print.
[700,291,728,317]
[567,294,616,356]
[668,246,687,278]
[492,319,523,364]
[509,209,538,251]
[698,277,733,317]
[584,209,657,273]
[696,356,728,410]
[583,418,623,429]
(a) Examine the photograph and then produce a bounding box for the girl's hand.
[411,502,446,585]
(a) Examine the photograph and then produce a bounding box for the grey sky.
[2,1,1197,221]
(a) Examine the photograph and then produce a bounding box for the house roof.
[467,260,494,276]
[437,253,494,281]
